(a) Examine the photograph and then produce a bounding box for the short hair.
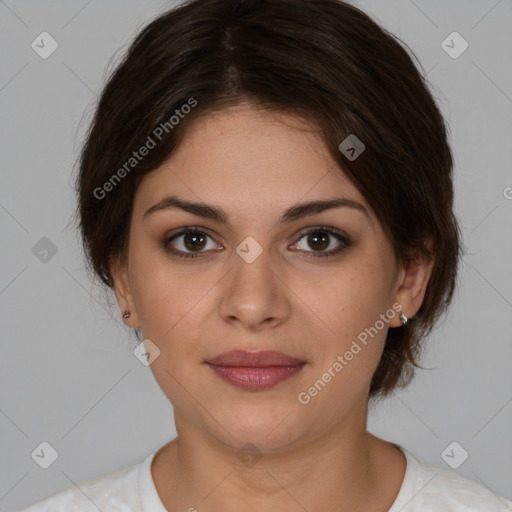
[75,0,462,399]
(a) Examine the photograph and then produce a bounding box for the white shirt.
[12,444,512,511]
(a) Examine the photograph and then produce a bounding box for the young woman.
[15,0,512,510]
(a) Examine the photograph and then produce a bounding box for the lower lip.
[207,364,305,390]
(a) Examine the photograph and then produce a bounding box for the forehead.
[133,105,373,224]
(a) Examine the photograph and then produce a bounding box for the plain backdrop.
[1,0,511,509]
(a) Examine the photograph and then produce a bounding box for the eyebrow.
[143,195,369,224]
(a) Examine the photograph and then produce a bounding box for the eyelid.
[162,226,221,254]
[291,225,351,257]
[295,225,349,241]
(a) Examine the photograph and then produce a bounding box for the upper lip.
[206,350,304,367]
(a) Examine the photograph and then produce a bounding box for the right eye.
[162,227,222,259]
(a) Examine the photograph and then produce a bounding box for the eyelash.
[161,226,351,261]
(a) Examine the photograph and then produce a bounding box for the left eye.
[292,227,350,258]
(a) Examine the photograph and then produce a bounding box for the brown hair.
[75,0,462,399]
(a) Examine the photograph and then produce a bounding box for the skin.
[111,103,434,512]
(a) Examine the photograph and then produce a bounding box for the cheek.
[296,251,394,385]
[306,258,392,341]
[128,239,191,332]
[135,279,202,345]
[129,249,216,366]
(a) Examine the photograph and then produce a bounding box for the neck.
[151,406,405,512]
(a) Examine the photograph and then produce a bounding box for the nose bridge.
[219,238,290,329]
[231,239,276,303]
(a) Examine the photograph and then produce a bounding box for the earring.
[123,310,131,319]
[399,313,408,326]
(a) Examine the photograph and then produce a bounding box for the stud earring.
[123,310,131,319]
[399,313,408,326]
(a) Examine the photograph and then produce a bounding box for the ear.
[109,255,140,328]
[390,239,435,328]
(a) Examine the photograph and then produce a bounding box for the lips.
[205,350,306,390]
[207,350,303,367]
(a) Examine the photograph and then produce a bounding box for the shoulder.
[11,457,145,512]
[392,445,512,511]
[417,461,512,511]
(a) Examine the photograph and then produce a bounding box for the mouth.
[205,350,306,390]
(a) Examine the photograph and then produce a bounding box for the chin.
[208,401,314,454]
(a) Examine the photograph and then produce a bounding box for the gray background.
[1,0,511,509]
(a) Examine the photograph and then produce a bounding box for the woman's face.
[113,105,414,452]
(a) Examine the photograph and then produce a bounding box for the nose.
[218,244,292,332]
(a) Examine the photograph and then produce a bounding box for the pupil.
[309,232,328,251]
[185,232,205,251]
